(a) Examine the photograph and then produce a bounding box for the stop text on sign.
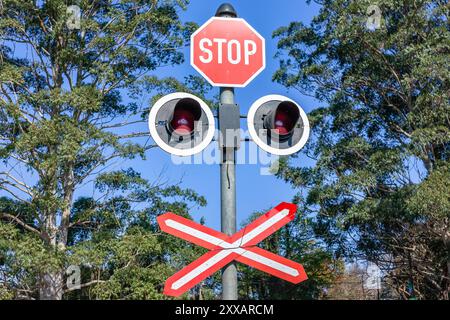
[199,38,257,65]
[191,17,266,87]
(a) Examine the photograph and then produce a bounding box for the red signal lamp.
[264,101,300,140]
[169,99,202,136]
[171,107,196,135]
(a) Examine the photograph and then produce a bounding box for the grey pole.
[219,87,238,301]
[216,3,238,301]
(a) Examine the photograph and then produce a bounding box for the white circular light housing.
[149,93,215,157]
[247,95,310,156]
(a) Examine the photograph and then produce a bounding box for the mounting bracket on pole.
[218,103,241,150]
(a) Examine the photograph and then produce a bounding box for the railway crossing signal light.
[247,95,310,156]
[148,92,215,157]
[151,2,313,300]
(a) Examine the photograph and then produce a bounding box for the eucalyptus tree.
[273,0,449,299]
[0,0,208,300]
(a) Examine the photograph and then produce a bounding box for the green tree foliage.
[0,0,209,300]
[273,0,449,299]
[238,205,340,300]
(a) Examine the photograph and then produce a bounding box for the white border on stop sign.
[190,17,266,88]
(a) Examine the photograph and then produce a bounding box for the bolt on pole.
[216,3,239,301]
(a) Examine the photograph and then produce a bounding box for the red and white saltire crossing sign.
[157,202,308,297]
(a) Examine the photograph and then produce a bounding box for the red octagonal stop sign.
[191,17,266,88]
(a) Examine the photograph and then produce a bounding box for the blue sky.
[137,0,323,230]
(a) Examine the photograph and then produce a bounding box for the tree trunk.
[39,272,64,300]
[38,164,75,300]
[60,163,75,247]
[39,211,65,300]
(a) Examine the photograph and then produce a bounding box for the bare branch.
[0,212,40,236]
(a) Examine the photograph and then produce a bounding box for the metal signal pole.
[217,3,239,301]
[150,2,309,300]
